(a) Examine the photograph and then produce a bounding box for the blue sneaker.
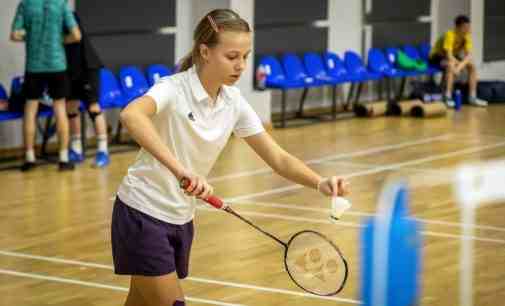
[69,149,84,163]
[95,151,110,168]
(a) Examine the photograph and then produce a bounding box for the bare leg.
[89,102,107,136]
[20,100,40,171]
[126,272,184,306]
[52,98,70,162]
[466,61,487,106]
[445,61,456,98]
[23,100,40,161]
[467,61,477,98]
[67,100,81,136]
[124,277,148,306]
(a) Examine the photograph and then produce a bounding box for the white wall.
[229,0,271,123]
[2,0,504,149]
[175,0,193,63]
[0,0,25,93]
[470,0,505,80]
[0,0,27,148]
[180,0,271,123]
[269,0,365,116]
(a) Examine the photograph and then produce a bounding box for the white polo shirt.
[117,66,265,224]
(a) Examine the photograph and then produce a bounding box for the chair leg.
[281,90,287,128]
[297,88,309,118]
[331,85,337,119]
[345,83,355,110]
[378,79,384,100]
[397,77,407,100]
[386,78,392,102]
[354,82,364,106]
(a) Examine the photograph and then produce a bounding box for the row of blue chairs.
[0,63,174,156]
[258,43,440,127]
[100,64,173,110]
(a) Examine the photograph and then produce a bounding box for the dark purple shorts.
[111,197,194,278]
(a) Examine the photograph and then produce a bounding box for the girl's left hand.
[317,176,350,197]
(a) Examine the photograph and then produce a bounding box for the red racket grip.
[180,178,226,210]
[202,195,226,209]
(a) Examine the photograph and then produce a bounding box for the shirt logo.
[188,112,195,121]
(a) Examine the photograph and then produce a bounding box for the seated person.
[429,15,487,107]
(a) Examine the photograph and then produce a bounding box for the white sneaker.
[445,98,455,108]
[469,97,488,107]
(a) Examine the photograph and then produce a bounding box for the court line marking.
[196,207,505,245]
[228,199,505,233]
[0,250,362,304]
[0,268,244,306]
[224,140,505,203]
[207,134,453,183]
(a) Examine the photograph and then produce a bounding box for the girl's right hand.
[180,175,214,199]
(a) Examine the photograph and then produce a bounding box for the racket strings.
[285,231,347,295]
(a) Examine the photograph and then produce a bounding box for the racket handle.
[203,195,226,209]
[179,177,227,210]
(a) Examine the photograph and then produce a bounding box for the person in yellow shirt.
[430,15,487,107]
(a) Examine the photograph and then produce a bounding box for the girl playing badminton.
[111,9,350,306]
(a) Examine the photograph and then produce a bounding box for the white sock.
[59,149,69,163]
[71,135,83,154]
[97,134,108,153]
[25,149,36,162]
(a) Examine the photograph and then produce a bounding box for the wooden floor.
[1,105,505,306]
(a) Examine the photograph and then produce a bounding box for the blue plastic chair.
[0,83,7,101]
[99,68,126,108]
[304,52,350,118]
[418,43,431,61]
[146,64,172,87]
[257,55,309,127]
[344,51,382,82]
[367,48,407,79]
[282,53,330,119]
[417,43,443,74]
[403,45,439,76]
[258,56,305,89]
[384,48,420,77]
[0,76,54,157]
[119,66,149,103]
[343,51,382,107]
[303,52,346,84]
[0,83,15,120]
[322,52,357,82]
[368,48,409,101]
[281,53,324,87]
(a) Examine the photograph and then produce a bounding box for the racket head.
[284,230,348,296]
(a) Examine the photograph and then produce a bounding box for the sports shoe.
[69,149,84,163]
[59,161,75,171]
[94,151,110,168]
[468,97,488,107]
[444,96,455,108]
[20,161,37,172]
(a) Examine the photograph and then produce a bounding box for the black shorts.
[24,71,69,100]
[428,54,448,69]
[111,197,194,278]
[68,69,100,105]
[429,53,464,69]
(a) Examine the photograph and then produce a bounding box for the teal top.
[11,0,78,73]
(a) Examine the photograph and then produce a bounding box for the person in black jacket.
[65,12,109,167]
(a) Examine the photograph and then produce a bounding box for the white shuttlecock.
[330,197,351,221]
